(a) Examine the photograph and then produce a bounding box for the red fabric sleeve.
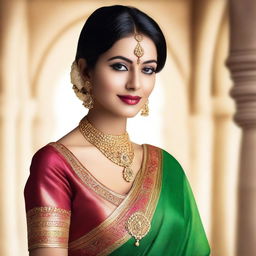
[24,144,72,250]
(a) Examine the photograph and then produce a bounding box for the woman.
[24,5,210,256]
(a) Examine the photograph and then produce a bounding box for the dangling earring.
[70,61,94,109]
[141,99,149,116]
[82,81,94,109]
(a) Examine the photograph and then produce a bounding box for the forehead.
[100,35,157,61]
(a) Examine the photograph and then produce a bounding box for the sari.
[24,142,210,256]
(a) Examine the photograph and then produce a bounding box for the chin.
[112,109,139,118]
[123,110,141,118]
[125,113,137,118]
[97,103,140,118]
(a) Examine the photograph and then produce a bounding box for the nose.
[126,69,141,91]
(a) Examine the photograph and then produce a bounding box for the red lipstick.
[118,95,141,105]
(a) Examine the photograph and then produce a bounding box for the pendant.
[120,152,132,166]
[123,167,133,182]
[126,211,151,247]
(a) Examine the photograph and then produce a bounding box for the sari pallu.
[24,142,210,256]
[109,149,211,256]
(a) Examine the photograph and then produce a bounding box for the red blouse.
[24,142,154,252]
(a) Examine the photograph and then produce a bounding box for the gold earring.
[82,81,94,109]
[70,61,94,109]
[141,99,149,116]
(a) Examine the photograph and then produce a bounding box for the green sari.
[110,149,210,255]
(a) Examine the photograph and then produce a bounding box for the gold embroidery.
[49,142,125,206]
[26,206,71,250]
[69,145,163,256]
[27,206,71,216]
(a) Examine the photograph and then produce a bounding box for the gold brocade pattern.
[26,206,71,250]
[49,142,126,206]
[68,144,162,256]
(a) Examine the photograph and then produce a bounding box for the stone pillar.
[226,0,256,255]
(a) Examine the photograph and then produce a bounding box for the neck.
[85,109,127,135]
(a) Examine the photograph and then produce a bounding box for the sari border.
[68,144,149,249]
[48,142,126,206]
[69,144,163,256]
[26,206,71,250]
[100,146,162,256]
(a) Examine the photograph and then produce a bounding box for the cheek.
[91,70,122,98]
[143,76,156,96]
[93,69,127,95]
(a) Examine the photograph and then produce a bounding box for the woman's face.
[87,34,158,118]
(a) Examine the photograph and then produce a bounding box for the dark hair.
[75,5,167,72]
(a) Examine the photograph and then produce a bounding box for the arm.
[24,146,72,252]
[29,248,68,256]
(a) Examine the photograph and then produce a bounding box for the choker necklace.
[79,117,134,182]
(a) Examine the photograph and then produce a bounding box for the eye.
[110,63,128,71]
[142,66,156,75]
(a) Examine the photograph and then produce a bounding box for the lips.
[117,95,142,105]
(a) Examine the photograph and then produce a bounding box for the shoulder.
[29,143,68,176]
[25,144,72,213]
[31,143,62,164]
[146,143,186,176]
[145,144,183,165]
[32,143,57,157]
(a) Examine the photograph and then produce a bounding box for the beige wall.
[0,0,243,255]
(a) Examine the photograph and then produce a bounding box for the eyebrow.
[107,56,157,65]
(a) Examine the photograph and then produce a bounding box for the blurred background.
[1,0,256,255]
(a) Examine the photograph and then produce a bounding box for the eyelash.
[110,63,156,75]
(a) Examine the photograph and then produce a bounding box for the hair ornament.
[70,61,94,109]
[134,33,144,64]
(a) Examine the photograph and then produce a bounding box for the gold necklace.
[79,117,134,182]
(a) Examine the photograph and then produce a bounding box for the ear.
[77,58,91,80]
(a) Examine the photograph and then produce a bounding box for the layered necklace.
[79,117,135,182]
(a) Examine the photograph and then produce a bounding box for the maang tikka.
[133,30,149,116]
[134,31,144,64]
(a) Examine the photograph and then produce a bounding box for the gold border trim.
[68,145,162,256]
[26,206,71,250]
[48,142,128,206]
[27,206,71,217]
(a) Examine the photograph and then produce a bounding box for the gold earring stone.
[134,33,144,64]
[82,81,94,109]
[82,94,94,109]
[141,99,149,116]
